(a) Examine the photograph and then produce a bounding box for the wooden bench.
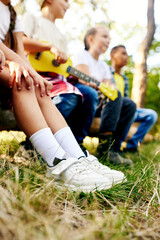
[89,117,153,142]
[0,105,153,144]
[0,105,18,131]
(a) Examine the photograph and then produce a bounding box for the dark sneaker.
[95,134,114,158]
[122,147,138,153]
[108,151,132,165]
[21,137,34,151]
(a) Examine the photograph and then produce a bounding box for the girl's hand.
[8,61,52,96]
[50,46,68,64]
[7,61,33,90]
[0,50,5,71]
[29,70,52,97]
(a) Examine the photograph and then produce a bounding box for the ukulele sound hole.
[52,60,60,67]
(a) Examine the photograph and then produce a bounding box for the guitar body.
[28,50,118,101]
[28,50,72,78]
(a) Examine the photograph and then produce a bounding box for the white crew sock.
[29,128,65,166]
[54,127,85,158]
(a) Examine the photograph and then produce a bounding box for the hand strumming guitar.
[50,46,68,64]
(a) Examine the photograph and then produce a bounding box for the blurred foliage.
[14,0,160,117]
[149,25,160,53]
[146,69,160,113]
[124,52,160,116]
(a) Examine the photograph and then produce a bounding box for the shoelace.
[71,160,96,175]
[85,154,111,171]
[84,151,111,171]
[92,159,111,171]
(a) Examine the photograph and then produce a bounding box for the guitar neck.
[67,66,100,87]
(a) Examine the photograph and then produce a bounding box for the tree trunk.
[131,0,155,107]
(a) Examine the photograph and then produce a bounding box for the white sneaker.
[46,157,113,192]
[84,151,126,185]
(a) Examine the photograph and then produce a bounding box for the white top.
[22,12,68,54]
[0,2,23,42]
[73,50,111,83]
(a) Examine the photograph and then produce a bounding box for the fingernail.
[36,84,39,87]
[18,87,21,91]
[10,85,12,88]
[28,87,31,90]
[41,94,44,97]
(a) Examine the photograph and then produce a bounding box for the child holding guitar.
[0,0,124,192]
[22,0,99,148]
[21,0,126,185]
[73,26,136,165]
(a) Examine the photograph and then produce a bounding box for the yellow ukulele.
[28,51,118,101]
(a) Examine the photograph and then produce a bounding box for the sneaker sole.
[63,182,113,193]
[46,172,112,192]
[112,176,127,186]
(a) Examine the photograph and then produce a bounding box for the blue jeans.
[67,83,99,143]
[96,91,136,150]
[52,93,80,118]
[121,108,158,149]
[52,84,99,143]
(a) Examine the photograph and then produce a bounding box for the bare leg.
[35,87,68,134]
[12,84,50,137]
[34,88,84,158]
[0,68,84,159]
[0,68,48,137]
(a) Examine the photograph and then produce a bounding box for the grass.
[0,131,160,240]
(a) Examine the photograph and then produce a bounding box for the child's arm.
[0,42,52,96]
[13,32,27,61]
[75,64,98,89]
[0,50,5,71]
[23,36,68,64]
